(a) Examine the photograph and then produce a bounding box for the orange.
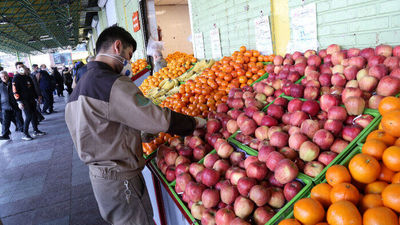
[382,183,400,213]
[382,110,400,137]
[330,183,360,205]
[278,219,301,225]
[362,139,387,160]
[293,198,325,225]
[239,46,246,53]
[315,223,329,225]
[326,165,351,186]
[378,96,400,116]
[363,207,399,225]
[392,172,400,183]
[379,163,395,182]
[349,153,381,184]
[365,181,389,194]
[311,183,332,208]
[366,130,396,146]
[359,194,383,212]
[382,146,400,172]
[326,200,362,225]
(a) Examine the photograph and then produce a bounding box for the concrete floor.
[0,94,108,225]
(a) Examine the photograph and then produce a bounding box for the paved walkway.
[0,94,108,225]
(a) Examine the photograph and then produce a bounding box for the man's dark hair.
[0,66,3,71]
[95,26,137,54]
[15,62,23,68]
[32,64,38,68]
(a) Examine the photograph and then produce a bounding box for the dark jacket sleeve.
[30,74,42,97]
[12,76,22,102]
[26,76,38,99]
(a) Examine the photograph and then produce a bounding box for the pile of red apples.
[269,44,400,112]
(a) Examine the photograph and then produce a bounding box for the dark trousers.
[22,101,39,135]
[1,109,13,136]
[42,90,54,113]
[13,109,23,131]
[56,86,64,96]
[66,84,72,95]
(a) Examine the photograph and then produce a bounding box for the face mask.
[18,67,25,74]
[98,53,133,78]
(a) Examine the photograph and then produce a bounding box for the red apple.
[246,161,268,181]
[280,147,298,160]
[299,141,320,162]
[313,129,334,150]
[270,131,289,148]
[369,64,388,79]
[318,151,338,166]
[354,114,374,128]
[332,65,344,74]
[189,163,205,178]
[234,196,255,219]
[220,184,239,205]
[359,75,378,92]
[193,145,207,161]
[253,206,276,225]
[267,104,284,119]
[394,45,400,57]
[237,177,257,197]
[301,100,320,116]
[284,180,303,201]
[332,51,345,65]
[175,163,190,176]
[227,120,239,134]
[202,209,216,225]
[215,207,236,225]
[368,95,384,109]
[320,94,340,112]
[324,119,343,136]
[185,181,206,202]
[344,96,365,115]
[230,151,245,166]
[384,56,400,71]
[213,159,230,175]
[258,145,276,162]
[343,65,359,80]
[204,153,220,168]
[289,133,308,150]
[375,44,392,57]
[274,159,299,184]
[248,185,271,207]
[268,187,285,208]
[327,44,341,55]
[191,202,206,220]
[252,111,265,126]
[176,172,192,192]
[368,55,386,67]
[342,125,362,142]
[266,151,285,171]
[260,115,279,127]
[376,75,400,96]
[274,55,284,65]
[346,80,359,88]
[202,188,220,209]
[165,166,176,181]
[216,141,234,159]
[342,87,363,103]
[390,68,400,78]
[360,47,375,59]
[304,161,325,177]
[230,168,247,185]
[330,138,349,154]
[300,119,320,139]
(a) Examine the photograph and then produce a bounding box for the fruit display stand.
[228,94,381,184]
[147,143,313,225]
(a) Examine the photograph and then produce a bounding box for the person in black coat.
[52,67,64,97]
[0,71,20,139]
[62,66,73,95]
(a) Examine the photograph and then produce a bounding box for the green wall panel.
[190,0,271,59]
[288,0,400,50]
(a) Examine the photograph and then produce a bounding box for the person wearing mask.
[62,66,73,95]
[13,62,46,140]
[65,26,206,225]
[36,65,54,114]
[0,71,20,140]
[52,67,64,97]
[153,51,167,73]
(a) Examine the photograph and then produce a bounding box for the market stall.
[140,44,400,225]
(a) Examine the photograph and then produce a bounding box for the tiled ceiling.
[155,0,188,5]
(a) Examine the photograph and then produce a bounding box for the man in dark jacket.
[52,67,64,97]
[13,62,46,140]
[0,71,19,139]
[31,64,45,121]
[63,66,73,95]
[36,65,54,114]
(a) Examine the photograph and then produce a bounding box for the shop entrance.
[154,0,193,56]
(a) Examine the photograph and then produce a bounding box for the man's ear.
[114,40,123,54]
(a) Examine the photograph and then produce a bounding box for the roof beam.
[17,0,64,49]
[0,29,42,52]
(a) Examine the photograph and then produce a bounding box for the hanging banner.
[289,3,318,52]
[194,32,205,59]
[210,28,222,59]
[132,11,140,32]
[254,16,273,55]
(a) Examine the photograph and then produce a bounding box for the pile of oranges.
[142,132,177,156]
[279,96,400,225]
[139,53,197,95]
[131,59,148,75]
[165,51,197,64]
[160,47,275,117]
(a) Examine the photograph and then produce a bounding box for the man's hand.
[38,96,42,104]
[18,103,24,110]
[194,117,207,128]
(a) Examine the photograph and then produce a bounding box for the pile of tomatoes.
[131,59,148,75]
[279,96,400,225]
[160,47,275,117]
[140,54,197,95]
[142,132,178,156]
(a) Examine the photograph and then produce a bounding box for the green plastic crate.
[251,72,269,86]
[228,95,381,184]
[356,116,382,145]
[150,157,175,187]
